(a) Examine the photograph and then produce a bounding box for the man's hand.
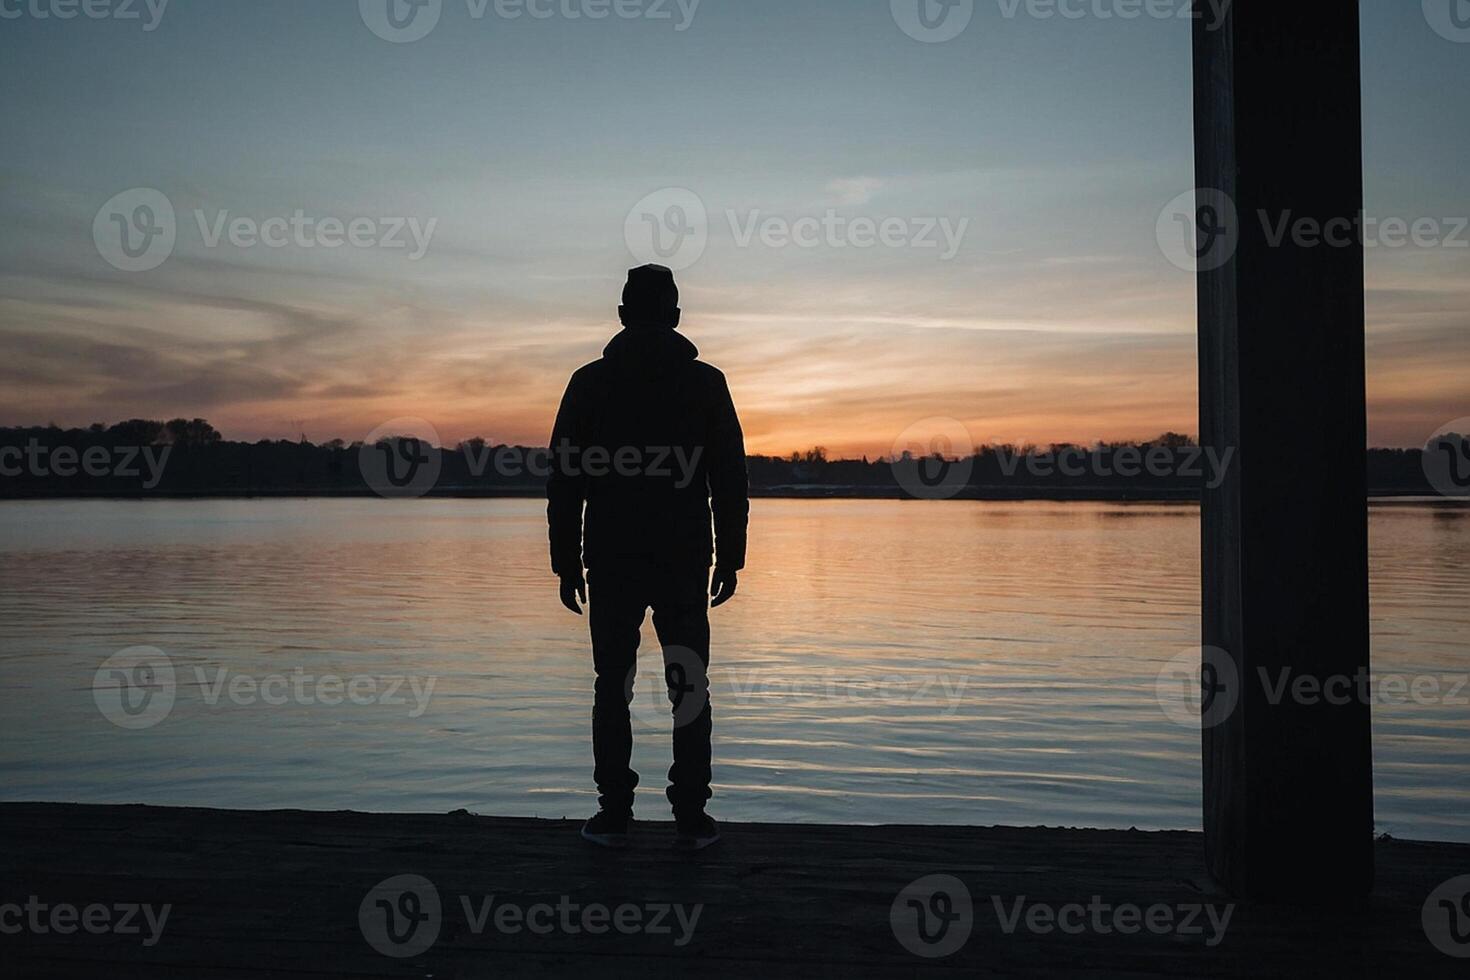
[710,567,739,608]
[559,571,587,615]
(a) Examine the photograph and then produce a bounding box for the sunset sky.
[2,1,1467,458]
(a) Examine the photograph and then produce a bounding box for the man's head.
[619,264,681,330]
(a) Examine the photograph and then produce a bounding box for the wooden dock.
[2,803,1466,977]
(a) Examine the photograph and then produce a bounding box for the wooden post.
[1193,2,1374,899]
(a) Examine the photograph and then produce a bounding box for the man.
[548,264,749,851]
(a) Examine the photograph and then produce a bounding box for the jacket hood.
[603,327,700,366]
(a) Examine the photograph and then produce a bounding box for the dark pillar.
[1193,2,1373,900]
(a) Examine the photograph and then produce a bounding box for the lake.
[1,499,1466,841]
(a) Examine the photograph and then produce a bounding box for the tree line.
[0,420,1441,498]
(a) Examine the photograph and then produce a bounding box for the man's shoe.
[581,810,632,849]
[673,812,721,851]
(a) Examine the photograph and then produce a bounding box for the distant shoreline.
[1,488,1462,504]
[6,422,1451,500]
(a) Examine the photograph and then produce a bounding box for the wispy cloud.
[824,177,885,208]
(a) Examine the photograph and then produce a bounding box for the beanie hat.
[622,264,680,314]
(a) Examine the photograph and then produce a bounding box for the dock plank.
[2,804,1466,977]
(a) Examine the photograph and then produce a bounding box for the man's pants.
[588,559,713,818]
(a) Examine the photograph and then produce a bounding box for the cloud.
[824,177,885,208]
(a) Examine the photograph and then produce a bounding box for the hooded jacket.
[546,327,749,576]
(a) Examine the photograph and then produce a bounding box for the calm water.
[1,499,1467,840]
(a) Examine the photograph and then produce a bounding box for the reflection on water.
[1,499,1467,840]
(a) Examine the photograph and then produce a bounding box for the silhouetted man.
[548,264,748,851]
